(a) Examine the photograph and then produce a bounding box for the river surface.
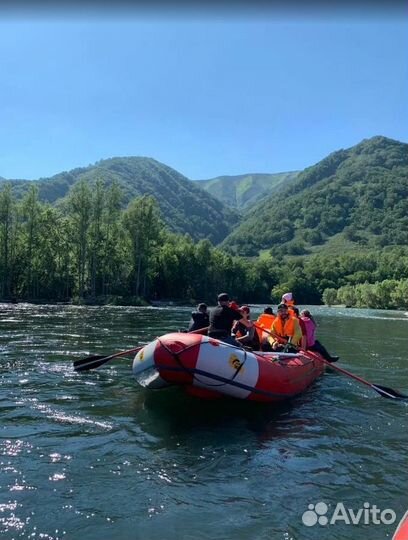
[1,303,407,540]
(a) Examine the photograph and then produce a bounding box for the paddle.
[305,348,408,400]
[253,323,408,400]
[73,346,144,372]
[73,326,209,372]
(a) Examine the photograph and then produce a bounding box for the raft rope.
[157,337,250,388]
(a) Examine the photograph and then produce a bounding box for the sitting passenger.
[291,307,307,350]
[281,291,297,317]
[268,303,302,352]
[188,303,209,332]
[208,293,253,346]
[232,305,260,349]
[255,307,276,351]
[300,309,339,362]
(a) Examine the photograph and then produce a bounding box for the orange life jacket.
[255,313,275,343]
[271,315,302,346]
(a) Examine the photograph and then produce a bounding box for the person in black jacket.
[188,303,209,331]
[208,293,253,346]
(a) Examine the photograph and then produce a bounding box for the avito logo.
[302,501,396,527]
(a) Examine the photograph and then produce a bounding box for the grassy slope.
[196,171,299,209]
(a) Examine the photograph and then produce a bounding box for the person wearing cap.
[208,293,253,346]
[281,292,296,316]
[268,303,303,351]
[188,303,210,332]
[281,292,294,306]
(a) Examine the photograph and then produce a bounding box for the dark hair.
[292,307,299,316]
[301,309,315,323]
[198,303,207,311]
[217,293,229,302]
[277,303,288,310]
[263,307,273,314]
[240,305,250,314]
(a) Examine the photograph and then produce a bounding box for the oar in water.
[73,326,209,372]
[73,346,144,372]
[304,348,408,400]
[253,323,408,400]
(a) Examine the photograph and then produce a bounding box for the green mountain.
[196,171,299,209]
[221,136,408,256]
[0,157,240,244]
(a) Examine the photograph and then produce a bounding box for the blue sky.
[0,9,407,180]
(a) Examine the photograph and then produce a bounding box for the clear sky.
[0,5,407,180]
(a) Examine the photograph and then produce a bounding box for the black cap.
[217,293,229,302]
[277,303,288,310]
[198,303,207,310]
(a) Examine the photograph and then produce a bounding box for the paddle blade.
[74,355,112,372]
[73,346,144,372]
[74,355,106,370]
[372,384,408,400]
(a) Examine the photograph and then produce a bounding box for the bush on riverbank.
[323,279,408,309]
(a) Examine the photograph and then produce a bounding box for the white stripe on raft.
[194,336,259,399]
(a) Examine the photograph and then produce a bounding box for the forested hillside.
[1,176,407,308]
[0,182,279,304]
[221,136,408,256]
[196,171,299,209]
[0,157,239,244]
[1,136,408,308]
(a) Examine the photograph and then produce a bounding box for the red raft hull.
[393,510,408,540]
[132,333,325,403]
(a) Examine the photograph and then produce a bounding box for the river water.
[1,303,407,540]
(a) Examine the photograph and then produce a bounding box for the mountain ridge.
[221,135,408,255]
[0,156,240,245]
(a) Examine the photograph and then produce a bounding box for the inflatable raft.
[393,510,408,540]
[132,332,325,402]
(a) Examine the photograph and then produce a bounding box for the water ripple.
[0,303,407,540]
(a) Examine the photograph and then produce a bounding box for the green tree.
[322,288,338,306]
[20,185,42,298]
[67,180,92,299]
[0,185,16,299]
[123,196,162,297]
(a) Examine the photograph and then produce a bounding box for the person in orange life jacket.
[281,292,296,316]
[232,305,260,349]
[188,303,209,332]
[208,293,252,346]
[255,307,276,351]
[300,309,339,362]
[281,292,295,307]
[268,303,302,351]
[291,306,307,350]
